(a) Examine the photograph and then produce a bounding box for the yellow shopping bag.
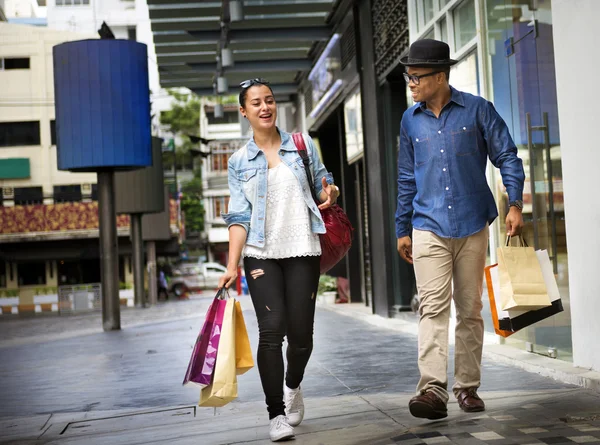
[199,297,238,407]
[234,301,254,375]
[497,236,551,311]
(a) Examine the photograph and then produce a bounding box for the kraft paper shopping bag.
[497,237,551,311]
[486,249,563,335]
[199,297,238,407]
[234,300,254,375]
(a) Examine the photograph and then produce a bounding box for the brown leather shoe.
[409,391,448,420]
[456,388,486,412]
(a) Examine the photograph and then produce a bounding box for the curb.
[318,302,600,393]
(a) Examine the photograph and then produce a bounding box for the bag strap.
[505,235,529,247]
[292,132,319,203]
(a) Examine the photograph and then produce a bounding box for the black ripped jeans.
[244,255,320,419]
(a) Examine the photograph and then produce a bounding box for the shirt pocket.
[236,168,258,200]
[413,136,432,166]
[451,125,478,156]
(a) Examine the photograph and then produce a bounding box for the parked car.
[168,262,227,297]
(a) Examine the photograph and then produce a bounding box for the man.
[396,39,525,420]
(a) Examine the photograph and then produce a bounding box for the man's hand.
[397,236,413,264]
[318,177,340,210]
[505,206,524,236]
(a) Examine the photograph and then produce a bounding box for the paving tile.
[422,437,452,444]
[567,437,600,444]
[470,431,505,440]
[392,433,419,442]
[492,415,518,421]
[446,432,473,440]
[539,437,575,444]
[415,431,443,439]
[521,428,552,434]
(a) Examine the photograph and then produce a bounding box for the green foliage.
[34,286,58,295]
[180,171,205,234]
[119,282,133,290]
[160,90,201,136]
[318,275,337,294]
[205,94,239,105]
[160,90,201,171]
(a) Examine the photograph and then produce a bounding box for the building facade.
[44,0,170,133]
[0,23,179,311]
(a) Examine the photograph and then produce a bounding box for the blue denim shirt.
[396,87,525,239]
[222,129,334,248]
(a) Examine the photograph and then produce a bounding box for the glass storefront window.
[454,0,476,49]
[439,16,448,43]
[344,88,364,164]
[450,51,478,96]
[422,0,435,24]
[484,0,571,360]
[423,28,435,40]
[440,0,451,8]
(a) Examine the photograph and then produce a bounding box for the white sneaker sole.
[270,430,295,442]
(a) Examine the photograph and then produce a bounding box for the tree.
[160,90,204,233]
[180,170,204,234]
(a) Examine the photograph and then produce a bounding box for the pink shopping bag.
[182,288,227,388]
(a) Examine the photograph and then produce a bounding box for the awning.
[148,0,340,99]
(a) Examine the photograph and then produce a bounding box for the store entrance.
[486,0,571,358]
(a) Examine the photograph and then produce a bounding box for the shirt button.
[438,130,442,134]
[448,205,452,209]
[443,168,447,172]
[416,138,420,142]
[445,187,449,191]
[440,149,444,153]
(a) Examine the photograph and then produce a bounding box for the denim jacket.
[222,129,334,248]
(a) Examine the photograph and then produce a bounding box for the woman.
[218,78,340,442]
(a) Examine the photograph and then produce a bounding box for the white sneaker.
[284,385,305,427]
[269,415,294,442]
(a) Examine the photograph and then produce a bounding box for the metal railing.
[58,283,102,314]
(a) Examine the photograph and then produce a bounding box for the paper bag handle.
[215,287,230,300]
[505,235,529,247]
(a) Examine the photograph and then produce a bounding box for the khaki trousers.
[412,225,488,403]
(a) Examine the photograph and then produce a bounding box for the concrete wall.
[552,0,600,371]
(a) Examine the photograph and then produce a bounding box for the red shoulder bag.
[292,133,354,274]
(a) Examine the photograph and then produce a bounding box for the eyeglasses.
[239,78,270,89]
[403,71,443,85]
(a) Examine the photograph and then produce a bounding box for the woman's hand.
[218,267,238,289]
[318,177,340,210]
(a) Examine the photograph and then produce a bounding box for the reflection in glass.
[450,52,478,96]
[422,0,435,25]
[344,89,364,164]
[423,28,435,40]
[440,16,448,43]
[484,0,571,359]
[454,0,476,49]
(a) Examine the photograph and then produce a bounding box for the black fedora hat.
[400,39,458,67]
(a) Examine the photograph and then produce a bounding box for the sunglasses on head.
[239,78,270,89]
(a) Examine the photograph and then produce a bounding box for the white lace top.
[243,162,321,259]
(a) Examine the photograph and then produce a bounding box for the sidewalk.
[1,298,599,444]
